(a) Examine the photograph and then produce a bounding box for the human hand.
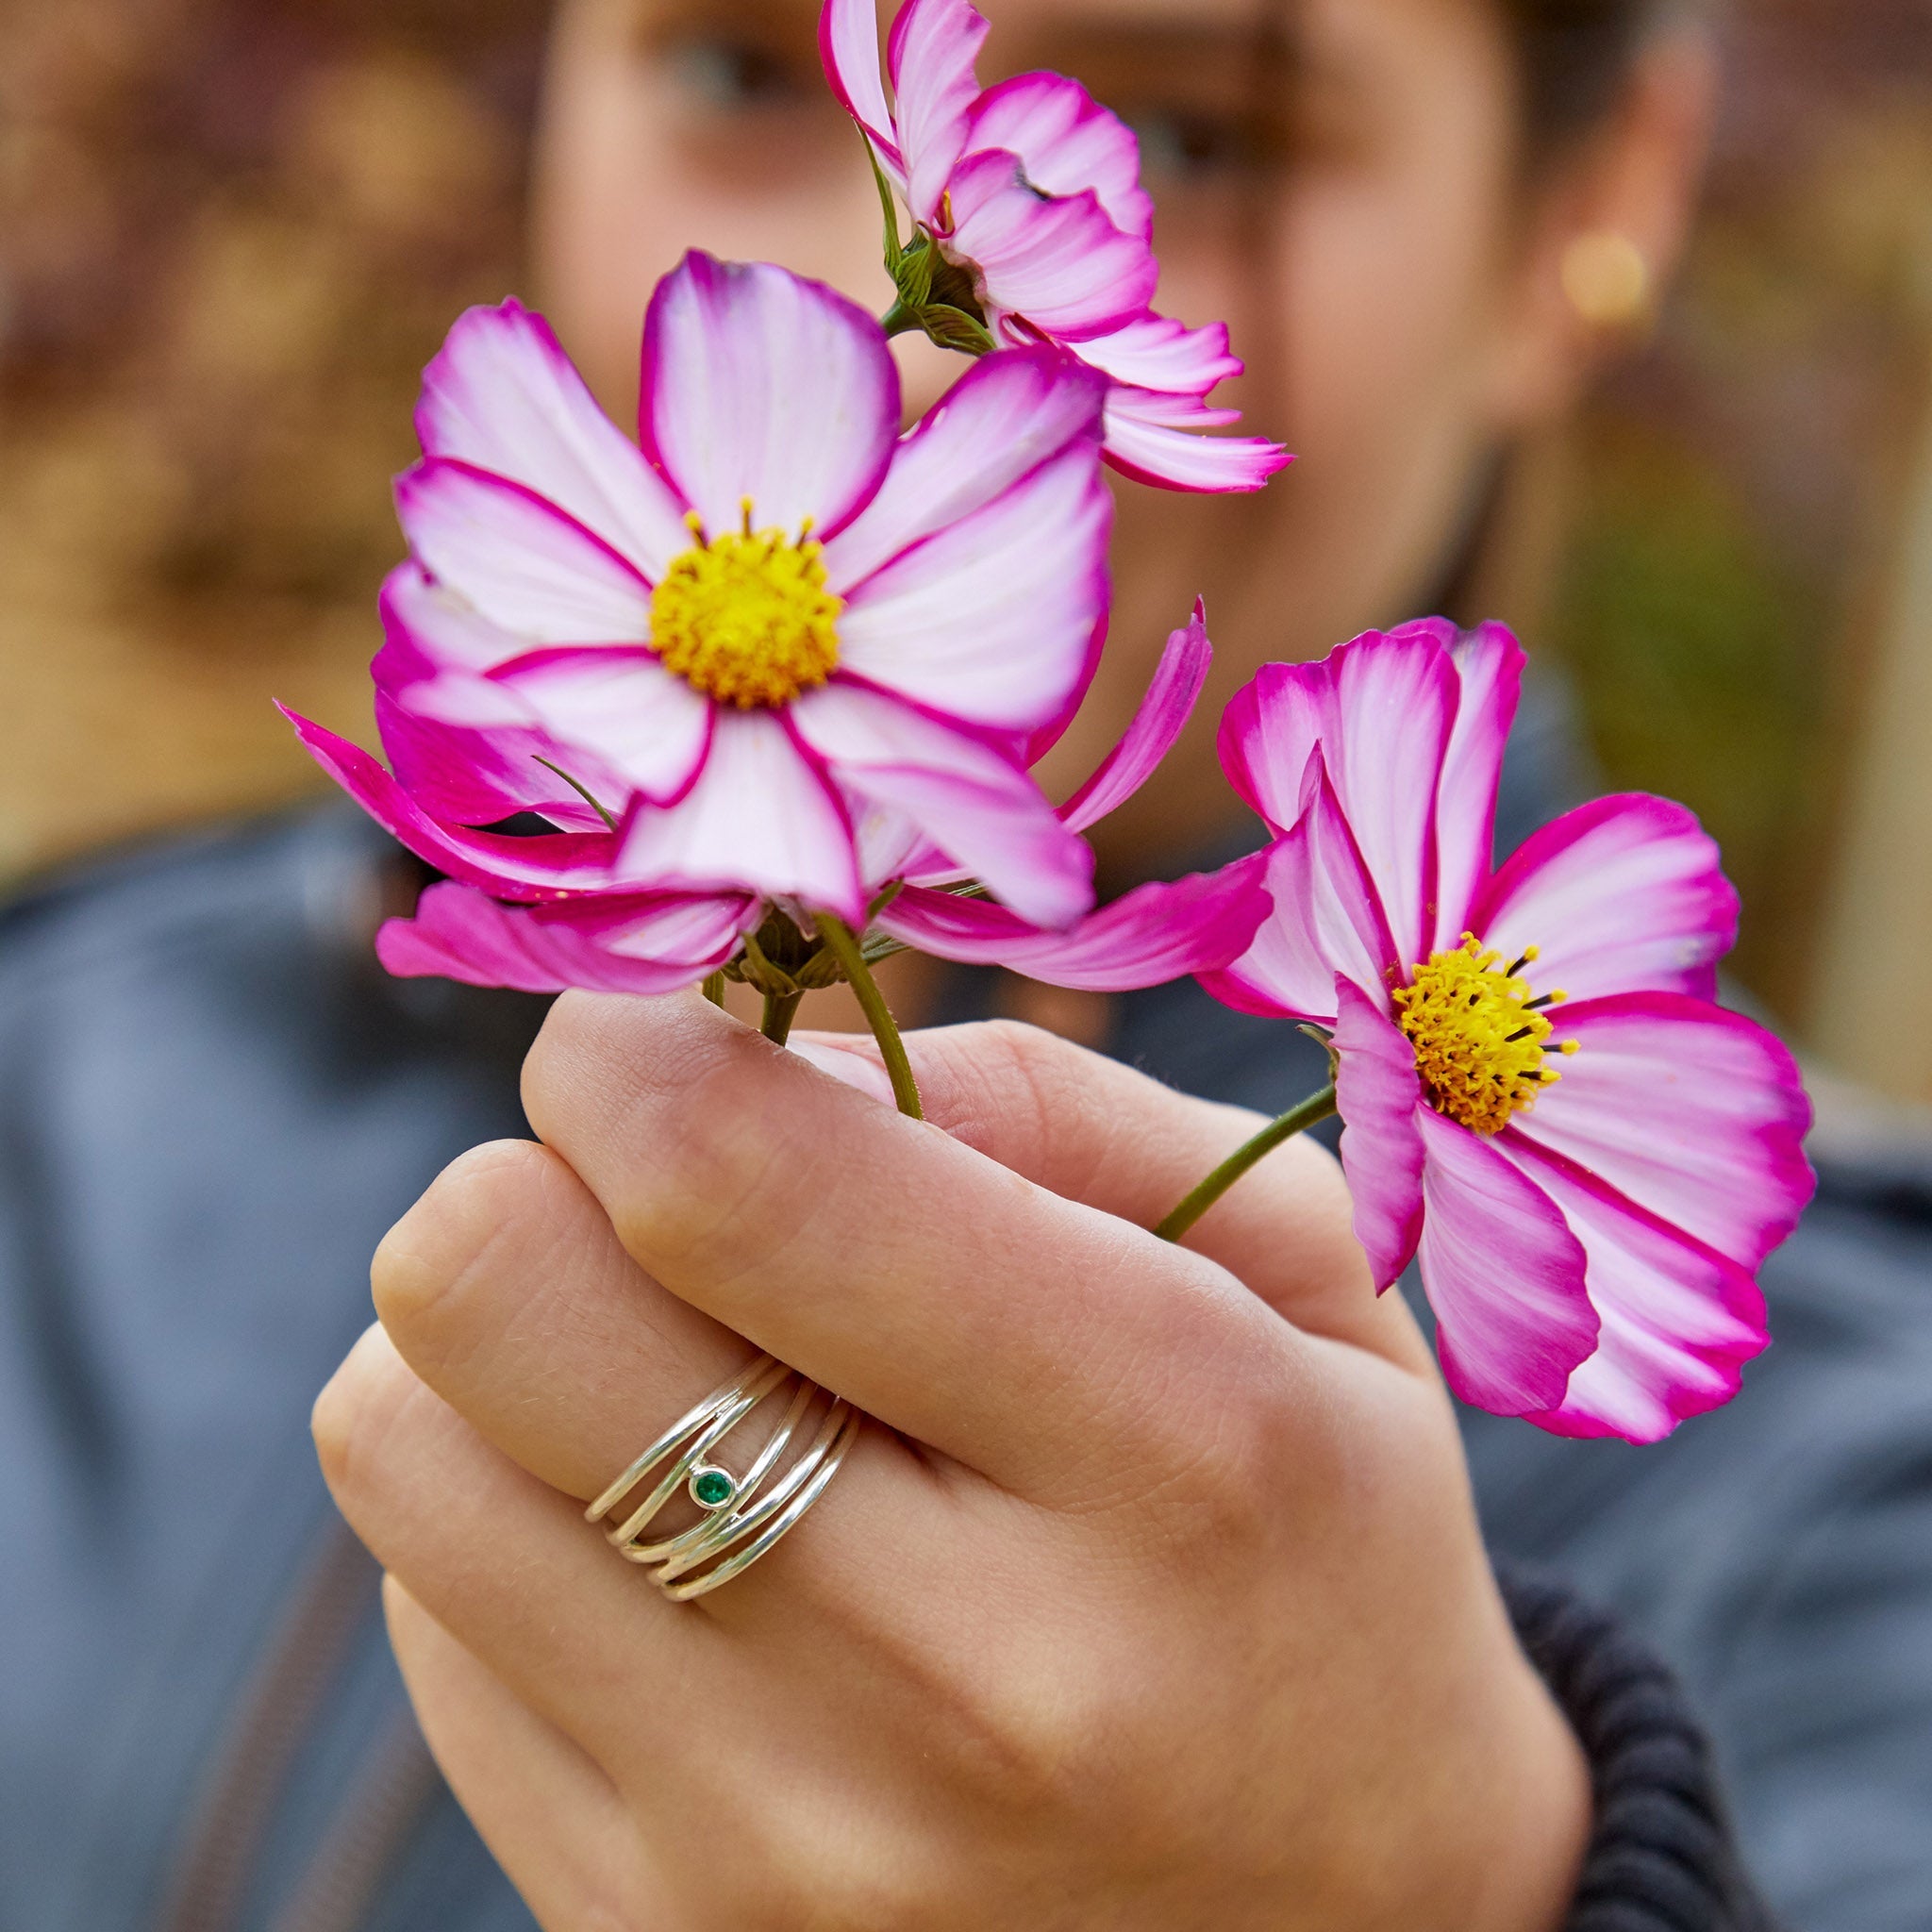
[314,998,1590,1931]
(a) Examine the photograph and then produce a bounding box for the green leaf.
[892,236,937,311]
[918,305,997,357]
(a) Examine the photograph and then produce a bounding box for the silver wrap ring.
[585,1354,860,1601]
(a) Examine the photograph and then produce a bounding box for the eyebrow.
[994,7,1311,97]
[630,0,1317,99]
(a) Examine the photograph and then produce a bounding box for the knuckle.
[958,1640,1243,1872]
[608,1053,822,1289]
[1125,1362,1288,1565]
[729,1804,925,1932]
[975,1017,1093,1127]
[525,992,830,1295]
[931,1624,1131,1819]
[310,1324,410,1496]
[370,1140,555,1339]
[933,1019,1114,1187]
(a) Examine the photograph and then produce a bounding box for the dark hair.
[1503,0,1674,153]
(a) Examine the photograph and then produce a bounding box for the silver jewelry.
[586,1354,859,1601]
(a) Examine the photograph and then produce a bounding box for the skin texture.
[314,2,1720,1921]
[318,1000,1591,1930]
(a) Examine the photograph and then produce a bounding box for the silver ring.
[586,1354,860,1600]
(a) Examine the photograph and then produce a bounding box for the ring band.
[586,1354,860,1600]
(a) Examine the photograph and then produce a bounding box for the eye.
[659,32,813,111]
[1123,105,1283,188]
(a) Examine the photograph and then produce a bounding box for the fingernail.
[789,1039,897,1106]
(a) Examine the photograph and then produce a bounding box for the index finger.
[795,1022,1431,1373]
[523,992,1307,1507]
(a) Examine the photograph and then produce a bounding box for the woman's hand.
[313,997,1590,1931]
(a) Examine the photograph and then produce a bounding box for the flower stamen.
[1392,935,1577,1136]
[650,504,842,709]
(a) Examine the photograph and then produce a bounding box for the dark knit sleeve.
[1498,1569,1785,1932]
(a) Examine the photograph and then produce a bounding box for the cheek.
[532,21,890,420]
[1243,147,1518,644]
[1277,163,1504,482]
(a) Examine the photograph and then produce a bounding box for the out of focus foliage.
[0,0,544,874]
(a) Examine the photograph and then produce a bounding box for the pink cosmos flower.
[1204,621,1814,1443]
[820,0,1289,493]
[287,252,1117,934]
[375,606,1272,1000]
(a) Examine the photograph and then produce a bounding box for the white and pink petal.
[1474,794,1740,1003]
[1058,601,1211,835]
[1216,662,1329,837]
[824,347,1108,593]
[1220,631,1457,965]
[396,460,652,644]
[1101,388,1289,495]
[1319,629,1458,968]
[371,573,608,829]
[414,300,691,580]
[493,648,713,808]
[1507,992,1814,1272]
[374,681,608,833]
[1500,1136,1770,1444]
[880,852,1270,992]
[1197,766,1398,1024]
[282,710,618,900]
[791,682,1093,930]
[616,708,865,923]
[818,0,907,173]
[378,563,537,677]
[946,149,1157,341]
[1074,315,1243,396]
[964,73,1153,240]
[836,437,1111,739]
[1430,622,1524,950]
[1332,978,1427,1292]
[379,881,752,997]
[641,254,901,544]
[1413,1106,1597,1418]
[888,0,990,224]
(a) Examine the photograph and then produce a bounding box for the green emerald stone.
[691,1467,736,1508]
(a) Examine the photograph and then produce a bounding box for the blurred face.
[535,0,1550,863]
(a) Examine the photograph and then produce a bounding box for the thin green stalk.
[701,973,726,1009]
[532,757,618,833]
[815,915,924,1119]
[761,991,805,1046]
[866,132,904,266]
[1154,1086,1339,1243]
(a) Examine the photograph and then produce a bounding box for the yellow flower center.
[1391,934,1578,1136]
[650,506,842,709]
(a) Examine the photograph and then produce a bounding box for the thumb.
[791,1020,1429,1374]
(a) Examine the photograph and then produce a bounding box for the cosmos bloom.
[288,252,1116,933]
[1203,622,1814,1443]
[375,607,1272,1001]
[820,0,1289,492]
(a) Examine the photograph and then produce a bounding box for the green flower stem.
[865,131,904,266]
[702,973,726,1009]
[879,298,922,338]
[1153,1085,1340,1243]
[760,991,805,1046]
[815,915,924,1120]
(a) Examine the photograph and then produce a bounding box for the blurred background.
[3,0,1930,1098]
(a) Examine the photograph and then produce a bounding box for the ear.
[1484,25,1720,430]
